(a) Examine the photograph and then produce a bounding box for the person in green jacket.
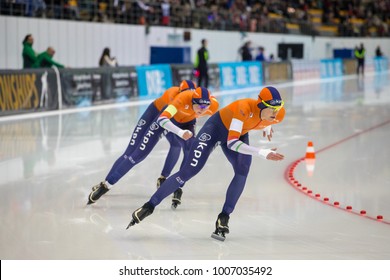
[22,34,38,69]
[194,39,209,88]
[34,47,65,69]
[355,43,365,76]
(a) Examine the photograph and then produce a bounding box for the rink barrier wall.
[135,64,173,98]
[59,66,138,108]
[0,68,59,115]
[218,61,264,90]
[2,58,387,116]
[1,61,289,116]
[320,58,343,78]
[373,57,389,72]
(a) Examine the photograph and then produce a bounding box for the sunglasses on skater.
[197,104,209,109]
[193,98,210,110]
[261,99,284,112]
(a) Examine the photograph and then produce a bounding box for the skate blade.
[211,232,225,241]
[171,203,178,210]
[86,197,95,205]
[126,220,136,229]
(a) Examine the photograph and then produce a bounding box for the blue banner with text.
[219,62,263,90]
[136,64,173,97]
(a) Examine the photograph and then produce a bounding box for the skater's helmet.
[192,87,211,107]
[257,86,284,112]
[179,80,197,92]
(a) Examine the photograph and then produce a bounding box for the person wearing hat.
[127,86,285,241]
[87,85,218,205]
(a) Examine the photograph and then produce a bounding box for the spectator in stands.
[50,0,64,19]
[22,34,38,69]
[354,43,365,76]
[239,41,252,61]
[194,38,209,88]
[22,0,46,17]
[33,47,65,68]
[161,0,170,26]
[65,0,80,20]
[133,0,155,25]
[255,46,265,61]
[112,0,127,23]
[99,47,118,67]
[98,0,109,22]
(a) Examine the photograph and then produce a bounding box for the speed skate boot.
[126,202,155,229]
[87,182,109,205]
[156,175,166,189]
[211,213,230,241]
[171,188,183,210]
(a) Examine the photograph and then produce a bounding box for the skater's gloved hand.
[262,125,273,141]
[179,130,193,140]
[258,148,284,161]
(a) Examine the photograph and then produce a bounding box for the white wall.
[148,27,390,63]
[0,16,147,69]
[1,15,390,69]
[311,36,389,61]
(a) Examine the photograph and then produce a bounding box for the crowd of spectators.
[1,0,389,37]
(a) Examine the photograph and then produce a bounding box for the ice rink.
[1,72,390,260]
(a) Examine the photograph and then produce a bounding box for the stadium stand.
[0,0,389,37]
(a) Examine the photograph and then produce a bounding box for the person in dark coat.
[239,41,252,61]
[194,39,209,88]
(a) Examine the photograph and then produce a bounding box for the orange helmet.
[179,80,197,92]
[192,87,211,105]
[257,86,284,111]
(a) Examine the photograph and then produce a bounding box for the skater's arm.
[103,55,117,67]
[227,118,283,160]
[158,105,193,140]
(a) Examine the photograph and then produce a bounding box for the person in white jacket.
[99,47,118,67]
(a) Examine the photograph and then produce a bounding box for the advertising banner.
[171,64,194,87]
[373,57,388,72]
[171,63,220,91]
[342,59,357,75]
[207,63,220,91]
[320,58,343,78]
[218,61,263,90]
[263,61,293,83]
[60,67,138,107]
[136,64,173,98]
[0,68,58,116]
[107,66,138,101]
[60,68,104,107]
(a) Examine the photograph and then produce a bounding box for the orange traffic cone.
[305,141,316,176]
